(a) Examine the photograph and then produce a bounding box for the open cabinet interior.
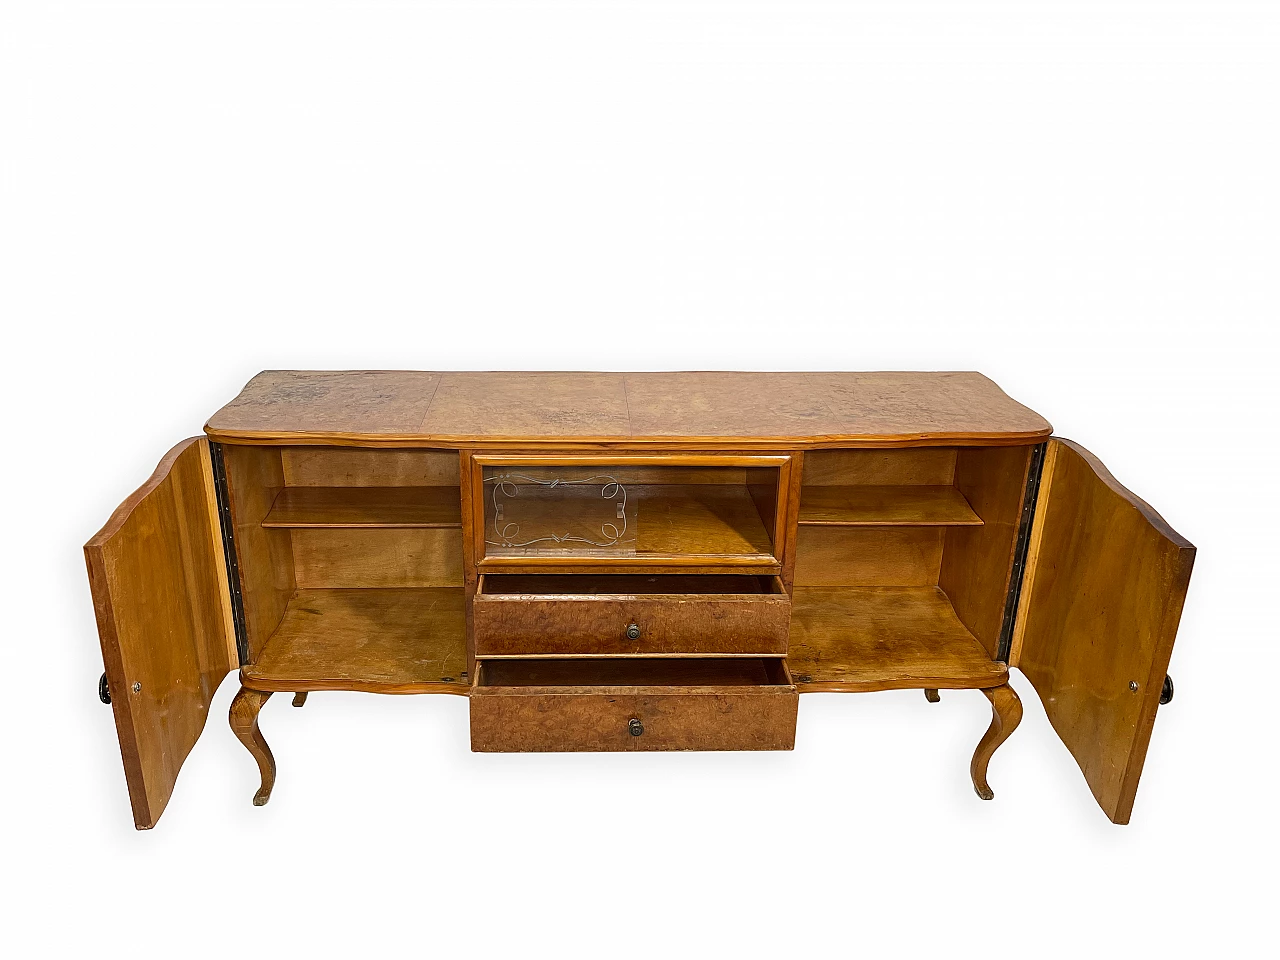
[222,446,469,693]
[789,446,1031,691]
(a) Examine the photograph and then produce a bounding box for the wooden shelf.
[787,586,1006,691]
[262,487,462,528]
[241,588,467,694]
[798,485,982,526]
[483,484,776,564]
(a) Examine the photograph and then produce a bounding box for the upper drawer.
[467,455,792,572]
[473,574,791,656]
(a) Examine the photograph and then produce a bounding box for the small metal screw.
[1129,680,1139,692]
[132,681,142,693]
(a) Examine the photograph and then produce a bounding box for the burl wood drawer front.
[472,574,791,656]
[470,659,798,752]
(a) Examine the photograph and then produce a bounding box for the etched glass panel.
[482,468,638,557]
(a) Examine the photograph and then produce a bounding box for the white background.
[2,2,1276,956]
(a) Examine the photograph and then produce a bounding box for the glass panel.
[479,462,783,561]
[482,468,638,557]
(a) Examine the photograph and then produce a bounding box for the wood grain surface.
[798,485,982,526]
[786,586,1008,691]
[1010,438,1195,824]
[470,658,797,751]
[290,527,464,587]
[262,486,462,528]
[473,574,790,656]
[205,371,1052,447]
[938,445,1032,658]
[793,527,945,585]
[241,588,468,694]
[85,438,235,829]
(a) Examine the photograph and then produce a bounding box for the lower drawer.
[470,658,798,752]
[473,574,791,656]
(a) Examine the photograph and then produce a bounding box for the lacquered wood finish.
[470,659,798,752]
[970,683,1023,800]
[786,587,1008,691]
[798,485,981,526]
[1010,439,1195,824]
[222,444,295,661]
[262,486,462,528]
[241,588,468,694]
[938,445,1033,659]
[793,527,944,586]
[473,574,791,656]
[85,438,236,829]
[229,687,275,806]
[290,527,464,588]
[206,371,1052,447]
[280,447,459,486]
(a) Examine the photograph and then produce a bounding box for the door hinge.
[209,441,250,666]
[997,441,1047,663]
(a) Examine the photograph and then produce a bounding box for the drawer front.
[473,575,791,656]
[469,659,798,752]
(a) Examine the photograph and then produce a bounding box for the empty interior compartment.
[478,657,791,688]
[478,574,784,596]
[790,447,1032,689]
[222,445,466,688]
[479,461,783,561]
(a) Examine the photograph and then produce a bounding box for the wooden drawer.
[472,574,791,656]
[470,658,798,752]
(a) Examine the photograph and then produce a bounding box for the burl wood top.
[205,371,1051,448]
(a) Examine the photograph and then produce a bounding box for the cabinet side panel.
[223,445,296,661]
[938,445,1032,659]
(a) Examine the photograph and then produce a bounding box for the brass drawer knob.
[628,718,644,737]
[626,623,641,640]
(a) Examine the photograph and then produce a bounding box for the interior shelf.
[262,487,462,528]
[483,484,775,563]
[241,588,468,693]
[798,485,982,526]
[786,586,1006,691]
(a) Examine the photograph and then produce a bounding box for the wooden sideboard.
[85,371,1194,827]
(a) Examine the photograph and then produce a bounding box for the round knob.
[625,623,641,640]
[628,718,644,737]
[98,672,111,705]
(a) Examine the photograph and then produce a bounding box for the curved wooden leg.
[970,683,1023,801]
[924,688,940,703]
[229,687,275,806]
[292,692,308,708]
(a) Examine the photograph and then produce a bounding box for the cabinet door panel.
[1011,439,1194,823]
[85,438,236,829]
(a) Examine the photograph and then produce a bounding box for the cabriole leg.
[924,688,940,703]
[970,683,1023,801]
[229,687,275,806]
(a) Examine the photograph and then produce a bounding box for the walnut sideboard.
[85,371,1195,828]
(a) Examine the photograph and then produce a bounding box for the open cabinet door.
[1010,439,1195,823]
[85,438,238,829]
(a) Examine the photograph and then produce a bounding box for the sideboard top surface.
[204,370,1052,448]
